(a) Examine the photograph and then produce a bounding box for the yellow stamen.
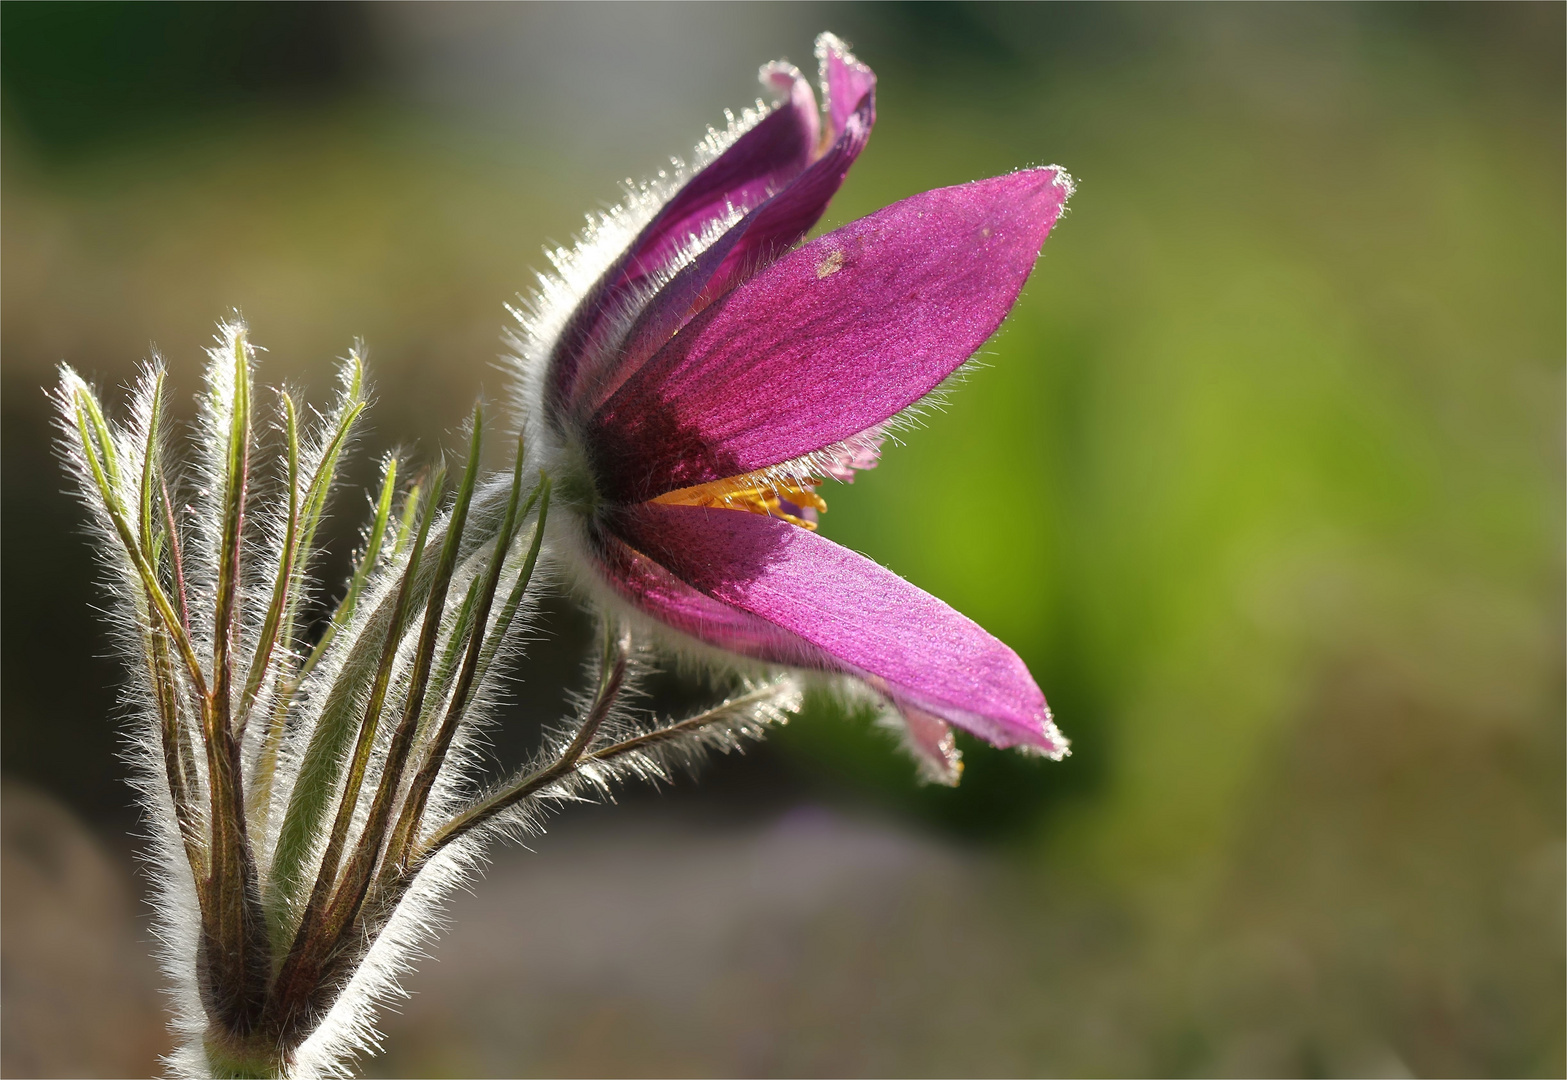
[654,471,828,530]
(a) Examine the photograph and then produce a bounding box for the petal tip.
[1010,164,1076,204]
[1043,164,1076,200]
[759,59,805,98]
[814,31,863,69]
[1019,710,1071,761]
[815,30,877,132]
[889,703,966,786]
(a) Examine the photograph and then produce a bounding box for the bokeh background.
[2,3,1562,1077]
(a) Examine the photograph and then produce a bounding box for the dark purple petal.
[546,64,821,419]
[611,503,1064,754]
[588,168,1072,503]
[619,70,820,288]
[566,35,880,417]
[580,85,875,413]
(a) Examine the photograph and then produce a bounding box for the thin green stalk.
[389,476,424,556]
[383,445,536,876]
[71,390,208,700]
[157,475,202,807]
[466,479,549,710]
[316,409,486,954]
[76,378,123,493]
[158,475,193,638]
[134,372,205,876]
[581,682,789,763]
[302,450,396,677]
[137,369,165,558]
[265,472,441,1029]
[412,627,628,870]
[415,576,482,748]
[263,460,444,954]
[210,328,251,729]
[235,393,300,739]
[198,328,272,1035]
[248,384,369,828]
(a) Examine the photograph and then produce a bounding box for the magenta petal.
[621,69,820,287]
[588,168,1072,503]
[591,524,830,666]
[546,65,820,418]
[818,32,876,140]
[685,91,874,308]
[612,504,1064,754]
[580,84,875,414]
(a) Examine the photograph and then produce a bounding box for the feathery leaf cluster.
[55,320,800,1078]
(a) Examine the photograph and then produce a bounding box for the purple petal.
[591,524,831,665]
[580,83,875,414]
[588,168,1072,504]
[620,68,820,287]
[817,32,876,141]
[546,64,821,418]
[611,503,1064,754]
[892,702,964,786]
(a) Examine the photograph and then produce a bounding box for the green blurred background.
[2,3,1561,1077]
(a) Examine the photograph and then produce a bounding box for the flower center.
[653,471,828,530]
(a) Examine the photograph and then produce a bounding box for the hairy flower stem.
[234,393,299,741]
[583,682,792,763]
[300,445,394,681]
[199,331,273,1039]
[136,371,206,872]
[414,626,630,868]
[316,412,485,957]
[269,468,574,1051]
[383,449,544,878]
[265,475,441,1041]
[249,427,379,832]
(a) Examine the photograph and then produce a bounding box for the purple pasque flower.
[514,33,1071,784]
